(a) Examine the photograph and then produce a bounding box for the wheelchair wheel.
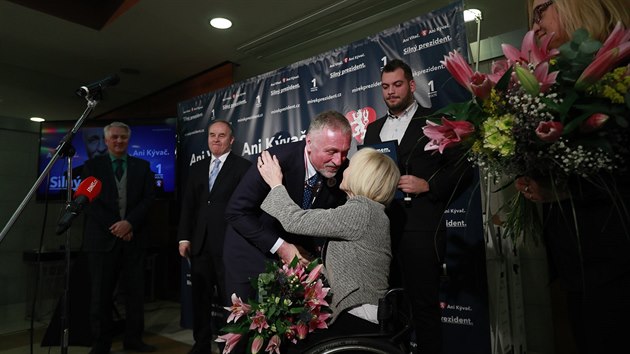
[303,337,406,354]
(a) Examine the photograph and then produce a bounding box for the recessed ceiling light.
[464,9,482,22]
[210,17,232,29]
[30,117,45,122]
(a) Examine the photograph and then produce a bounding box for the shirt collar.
[387,100,418,120]
[211,151,230,164]
[109,153,127,162]
[303,147,317,181]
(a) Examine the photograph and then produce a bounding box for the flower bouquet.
[216,257,331,354]
[423,22,630,242]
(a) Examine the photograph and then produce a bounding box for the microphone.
[56,176,102,235]
[75,74,120,98]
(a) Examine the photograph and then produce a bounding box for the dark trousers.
[87,240,145,352]
[398,229,445,354]
[566,272,630,354]
[190,251,224,350]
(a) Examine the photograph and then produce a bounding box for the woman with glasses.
[518,1,629,353]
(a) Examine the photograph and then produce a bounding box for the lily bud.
[514,65,540,95]
[580,113,609,132]
[535,121,563,142]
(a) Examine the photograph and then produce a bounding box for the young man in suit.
[178,120,251,354]
[82,122,156,354]
[363,59,472,354]
[222,110,352,307]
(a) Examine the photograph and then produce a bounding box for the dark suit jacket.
[82,155,155,251]
[223,140,348,283]
[363,106,472,233]
[177,152,251,257]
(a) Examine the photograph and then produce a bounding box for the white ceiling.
[0,0,527,122]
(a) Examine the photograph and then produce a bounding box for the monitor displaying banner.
[36,118,177,201]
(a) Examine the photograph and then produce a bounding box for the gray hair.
[104,121,131,138]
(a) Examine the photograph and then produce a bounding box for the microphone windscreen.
[74,176,102,202]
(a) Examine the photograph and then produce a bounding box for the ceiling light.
[210,17,232,29]
[30,117,45,122]
[463,9,482,22]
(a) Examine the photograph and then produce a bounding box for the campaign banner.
[178,1,489,352]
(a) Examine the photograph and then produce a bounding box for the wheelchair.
[301,288,412,354]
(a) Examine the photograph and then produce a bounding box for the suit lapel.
[398,106,432,158]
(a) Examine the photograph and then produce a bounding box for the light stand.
[464,8,483,71]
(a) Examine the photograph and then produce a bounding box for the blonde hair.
[345,148,400,205]
[528,0,630,41]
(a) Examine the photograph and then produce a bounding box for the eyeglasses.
[532,0,553,25]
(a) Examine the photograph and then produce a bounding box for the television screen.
[37,118,177,201]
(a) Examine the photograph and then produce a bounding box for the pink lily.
[423,117,475,154]
[488,59,510,84]
[304,279,330,308]
[224,293,251,323]
[265,335,281,354]
[576,23,630,90]
[308,309,331,331]
[533,62,558,93]
[249,310,270,333]
[596,21,630,57]
[470,72,493,100]
[293,323,308,340]
[215,333,242,354]
[441,51,474,90]
[304,264,323,284]
[580,113,609,132]
[282,263,306,280]
[535,121,564,142]
[441,51,495,99]
[502,31,559,67]
[251,335,264,354]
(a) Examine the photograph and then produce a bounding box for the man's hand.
[398,175,429,195]
[122,231,133,242]
[109,220,132,239]
[277,242,309,266]
[179,241,191,258]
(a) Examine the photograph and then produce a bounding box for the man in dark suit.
[82,121,156,354]
[363,59,472,354]
[222,110,351,306]
[178,120,251,354]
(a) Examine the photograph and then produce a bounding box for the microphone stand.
[0,93,101,354]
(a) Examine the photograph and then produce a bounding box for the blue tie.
[302,174,320,209]
[208,159,221,191]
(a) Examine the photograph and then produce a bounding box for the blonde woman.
[257,147,399,351]
[518,1,630,353]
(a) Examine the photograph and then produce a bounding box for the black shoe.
[123,340,157,352]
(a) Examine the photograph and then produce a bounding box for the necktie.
[302,174,320,209]
[208,158,221,191]
[114,159,124,181]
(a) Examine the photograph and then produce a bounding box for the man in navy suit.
[363,59,472,354]
[82,122,156,354]
[222,111,352,306]
[178,120,251,354]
